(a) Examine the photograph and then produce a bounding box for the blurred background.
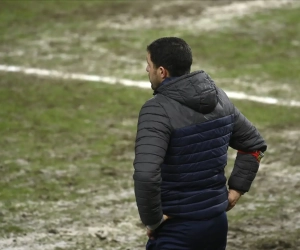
[0,0,299,249]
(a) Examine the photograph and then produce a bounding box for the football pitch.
[0,1,300,249]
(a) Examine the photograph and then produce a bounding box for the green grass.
[232,100,300,129]
[0,1,299,99]
[0,73,148,203]
[0,70,300,248]
[0,1,300,249]
[186,7,300,86]
[0,224,26,235]
[0,72,299,202]
[0,74,148,247]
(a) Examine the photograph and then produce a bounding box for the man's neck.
[161,77,178,86]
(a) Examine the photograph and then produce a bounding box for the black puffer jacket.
[133,71,267,227]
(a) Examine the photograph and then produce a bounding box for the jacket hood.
[155,71,218,114]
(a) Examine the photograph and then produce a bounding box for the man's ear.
[158,66,170,80]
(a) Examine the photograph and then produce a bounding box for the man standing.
[133,37,267,250]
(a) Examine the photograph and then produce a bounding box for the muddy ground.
[0,1,299,250]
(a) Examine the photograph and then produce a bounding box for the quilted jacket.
[133,71,267,227]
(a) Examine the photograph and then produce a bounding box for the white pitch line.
[0,64,299,107]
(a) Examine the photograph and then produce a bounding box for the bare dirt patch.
[1,1,300,250]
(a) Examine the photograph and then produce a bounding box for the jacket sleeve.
[133,100,172,227]
[228,106,267,193]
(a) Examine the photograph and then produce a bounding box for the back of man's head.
[147,37,193,77]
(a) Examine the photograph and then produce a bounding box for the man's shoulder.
[139,95,167,116]
[141,95,164,108]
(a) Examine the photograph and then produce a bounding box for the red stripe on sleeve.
[238,150,263,162]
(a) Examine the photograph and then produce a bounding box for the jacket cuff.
[146,216,164,230]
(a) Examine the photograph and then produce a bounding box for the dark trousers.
[146,212,228,250]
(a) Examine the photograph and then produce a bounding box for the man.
[133,37,267,250]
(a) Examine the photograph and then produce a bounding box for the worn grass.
[1,72,300,249]
[2,72,297,205]
[0,1,299,98]
[0,1,300,249]
[0,73,146,249]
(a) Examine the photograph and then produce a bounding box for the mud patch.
[97,0,300,31]
[1,1,300,250]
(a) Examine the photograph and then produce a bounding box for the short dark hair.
[147,37,192,77]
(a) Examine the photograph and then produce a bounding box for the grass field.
[0,1,300,250]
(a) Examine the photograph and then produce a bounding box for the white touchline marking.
[0,64,299,107]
